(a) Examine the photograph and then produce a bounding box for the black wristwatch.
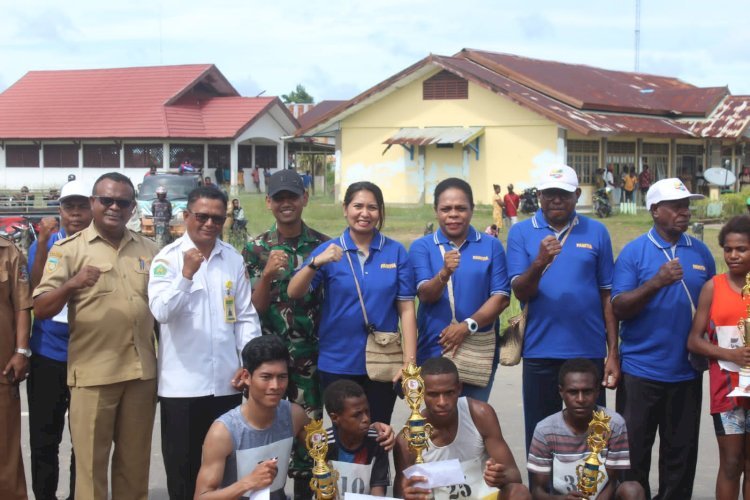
[308,257,320,271]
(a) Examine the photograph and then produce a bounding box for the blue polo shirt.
[409,226,510,363]
[506,210,614,359]
[613,228,715,382]
[28,230,70,362]
[304,228,415,375]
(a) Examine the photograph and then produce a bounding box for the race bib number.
[332,460,374,495]
[552,454,608,499]
[433,457,498,500]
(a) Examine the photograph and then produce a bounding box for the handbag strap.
[345,251,371,327]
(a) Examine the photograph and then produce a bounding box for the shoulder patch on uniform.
[152,263,168,277]
[18,266,29,283]
[46,256,60,273]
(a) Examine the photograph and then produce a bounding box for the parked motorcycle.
[0,216,36,257]
[592,188,612,218]
[520,187,539,214]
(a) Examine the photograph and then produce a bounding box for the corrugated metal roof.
[384,127,483,145]
[688,96,750,139]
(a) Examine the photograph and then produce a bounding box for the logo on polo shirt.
[692,264,706,271]
[380,263,397,269]
[576,243,593,250]
[472,255,489,261]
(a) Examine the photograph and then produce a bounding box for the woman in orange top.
[688,215,750,500]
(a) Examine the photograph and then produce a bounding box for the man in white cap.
[612,178,713,499]
[27,179,92,499]
[506,164,618,455]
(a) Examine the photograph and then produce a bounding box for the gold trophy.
[305,419,339,499]
[739,273,750,389]
[575,410,612,498]
[400,362,433,464]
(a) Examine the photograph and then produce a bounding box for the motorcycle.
[592,188,612,218]
[520,187,539,214]
[0,216,36,257]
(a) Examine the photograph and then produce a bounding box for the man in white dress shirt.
[148,186,260,500]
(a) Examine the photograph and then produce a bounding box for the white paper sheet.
[247,487,270,500]
[345,494,397,500]
[727,387,750,398]
[52,303,69,324]
[403,459,465,489]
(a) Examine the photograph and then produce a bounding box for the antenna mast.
[634,0,641,72]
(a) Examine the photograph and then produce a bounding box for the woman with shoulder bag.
[408,178,511,401]
[288,181,416,424]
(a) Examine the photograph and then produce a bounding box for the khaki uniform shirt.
[34,223,157,387]
[0,238,32,385]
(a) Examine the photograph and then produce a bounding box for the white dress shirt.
[148,235,260,397]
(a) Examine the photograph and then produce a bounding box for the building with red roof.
[0,64,299,191]
[298,49,750,205]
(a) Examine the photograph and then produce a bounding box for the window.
[169,144,204,169]
[44,145,79,168]
[642,143,669,182]
[566,140,599,184]
[207,145,230,168]
[125,144,163,168]
[423,71,468,100]
[605,142,636,181]
[255,145,277,169]
[83,144,120,168]
[238,145,253,168]
[435,143,454,149]
[5,145,39,167]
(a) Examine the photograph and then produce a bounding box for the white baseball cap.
[59,180,90,201]
[645,178,704,210]
[537,164,579,193]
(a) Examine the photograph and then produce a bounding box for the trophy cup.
[575,410,612,498]
[400,362,433,464]
[739,273,750,389]
[305,419,339,500]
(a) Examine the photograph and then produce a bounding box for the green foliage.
[281,84,314,104]
[693,189,750,219]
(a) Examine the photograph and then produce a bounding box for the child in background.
[323,380,390,497]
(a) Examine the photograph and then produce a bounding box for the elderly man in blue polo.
[612,178,714,499]
[506,163,619,455]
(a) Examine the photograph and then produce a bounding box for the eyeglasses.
[94,196,133,209]
[187,211,226,225]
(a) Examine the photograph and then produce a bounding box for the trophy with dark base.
[305,419,339,499]
[576,410,612,498]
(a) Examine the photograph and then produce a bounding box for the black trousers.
[26,353,75,500]
[160,394,242,500]
[616,372,702,500]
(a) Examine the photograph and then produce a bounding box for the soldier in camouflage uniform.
[243,170,328,499]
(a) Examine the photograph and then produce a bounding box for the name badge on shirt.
[224,280,237,323]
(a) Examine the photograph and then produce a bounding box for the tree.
[281,84,314,104]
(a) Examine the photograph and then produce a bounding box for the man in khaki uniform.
[0,236,32,500]
[34,172,158,500]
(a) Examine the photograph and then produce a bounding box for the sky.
[0,0,747,102]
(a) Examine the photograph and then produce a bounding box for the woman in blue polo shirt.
[409,178,511,401]
[288,181,416,424]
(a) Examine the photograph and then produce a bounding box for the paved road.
[21,364,717,498]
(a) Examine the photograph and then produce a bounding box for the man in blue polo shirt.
[26,179,92,500]
[612,178,714,499]
[409,177,510,401]
[506,164,619,454]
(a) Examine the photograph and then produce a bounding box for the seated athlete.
[323,379,390,496]
[528,358,644,500]
[193,335,395,499]
[395,357,530,499]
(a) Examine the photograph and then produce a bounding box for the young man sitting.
[395,357,530,499]
[324,379,390,496]
[194,335,394,499]
[528,358,644,500]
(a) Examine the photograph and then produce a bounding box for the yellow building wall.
[339,67,560,204]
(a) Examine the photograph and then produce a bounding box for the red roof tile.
[0,64,282,140]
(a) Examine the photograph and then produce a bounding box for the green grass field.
[235,191,727,328]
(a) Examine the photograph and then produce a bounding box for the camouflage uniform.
[243,222,329,486]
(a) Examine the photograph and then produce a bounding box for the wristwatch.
[463,318,479,334]
[308,257,320,271]
[15,347,31,358]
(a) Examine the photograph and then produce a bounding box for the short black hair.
[719,215,750,247]
[343,181,385,230]
[324,379,366,415]
[187,186,228,209]
[433,178,474,210]
[421,357,459,383]
[93,172,135,199]
[558,358,600,387]
[241,336,290,374]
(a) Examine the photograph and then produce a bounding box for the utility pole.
[634,0,641,72]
